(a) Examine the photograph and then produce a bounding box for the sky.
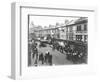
[29,15,80,28]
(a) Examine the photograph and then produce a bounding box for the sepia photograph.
[28,14,88,67]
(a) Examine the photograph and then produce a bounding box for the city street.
[28,16,88,66]
[35,42,73,66]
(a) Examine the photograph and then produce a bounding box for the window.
[84,35,87,42]
[84,24,87,31]
[76,35,78,40]
[76,35,82,41]
[77,25,81,31]
[80,35,82,41]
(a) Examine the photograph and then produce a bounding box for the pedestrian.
[48,54,52,65]
[39,53,44,64]
[44,51,49,64]
[32,52,35,59]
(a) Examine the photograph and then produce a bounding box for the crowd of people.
[28,39,87,66]
[51,40,87,64]
[28,40,53,66]
[39,52,52,65]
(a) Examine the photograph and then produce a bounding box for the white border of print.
[11,2,97,80]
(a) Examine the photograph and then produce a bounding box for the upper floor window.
[84,24,87,31]
[77,25,82,31]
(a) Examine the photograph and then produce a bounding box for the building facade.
[29,18,88,43]
[74,18,88,42]
[65,18,88,43]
